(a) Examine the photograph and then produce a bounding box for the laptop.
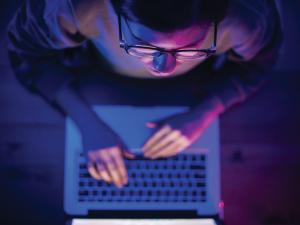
[64,105,222,225]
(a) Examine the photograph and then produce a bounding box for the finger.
[87,162,101,180]
[151,136,190,159]
[109,148,127,185]
[106,148,124,188]
[150,141,182,159]
[106,161,123,188]
[113,152,128,185]
[97,149,115,183]
[87,150,98,161]
[145,121,157,128]
[96,162,112,183]
[144,130,181,157]
[142,125,172,151]
[159,136,189,158]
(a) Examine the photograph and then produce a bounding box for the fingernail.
[146,122,156,128]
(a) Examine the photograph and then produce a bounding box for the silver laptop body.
[64,105,221,222]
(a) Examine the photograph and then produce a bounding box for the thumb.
[119,141,135,159]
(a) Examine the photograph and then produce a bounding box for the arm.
[7,0,130,187]
[55,83,123,151]
[142,1,283,159]
[55,83,132,188]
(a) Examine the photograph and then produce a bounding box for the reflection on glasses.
[126,45,215,60]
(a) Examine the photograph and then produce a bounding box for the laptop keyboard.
[78,154,207,203]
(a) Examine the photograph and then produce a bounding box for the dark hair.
[111,0,229,32]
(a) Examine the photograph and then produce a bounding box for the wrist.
[79,114,107,134]
[189,95,225,118]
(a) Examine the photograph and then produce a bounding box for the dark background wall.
[0,1,300,225]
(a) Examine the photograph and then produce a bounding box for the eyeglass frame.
[118,13,218,60]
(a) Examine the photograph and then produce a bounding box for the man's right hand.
[81,120,135,188]
[54,83,135,187]
[86,146,134,188]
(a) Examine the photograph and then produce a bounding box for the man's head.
[111,0,228,77]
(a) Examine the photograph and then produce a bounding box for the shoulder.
[220,0,282,61]
[69,0,107,37]
[44,0,107,39]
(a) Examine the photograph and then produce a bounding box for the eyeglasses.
[118,14,218,60]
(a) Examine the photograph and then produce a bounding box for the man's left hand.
[141,109,217,159]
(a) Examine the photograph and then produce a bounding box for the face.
[123,20,211,77]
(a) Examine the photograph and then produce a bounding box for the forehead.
[126,20,209,49]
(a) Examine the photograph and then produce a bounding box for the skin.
[87,146,135,188]
[123,19,211,77]
[142,124,190,159]
[87,12,212,188]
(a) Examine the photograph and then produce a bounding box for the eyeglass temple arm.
[211,22,218,50]
[118,14,125,47]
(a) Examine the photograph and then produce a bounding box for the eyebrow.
[125,18,209,50]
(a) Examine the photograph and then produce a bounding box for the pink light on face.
[127,20,210,77]
[128,21,208,50]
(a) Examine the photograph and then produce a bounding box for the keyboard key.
[79,173,90,178]
[79,190,88,196]
[190,165,205,170]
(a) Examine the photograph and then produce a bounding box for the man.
[7,0,283,188]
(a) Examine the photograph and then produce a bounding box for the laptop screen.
[72,219,217,225]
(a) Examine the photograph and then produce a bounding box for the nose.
[152,52,176,74]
